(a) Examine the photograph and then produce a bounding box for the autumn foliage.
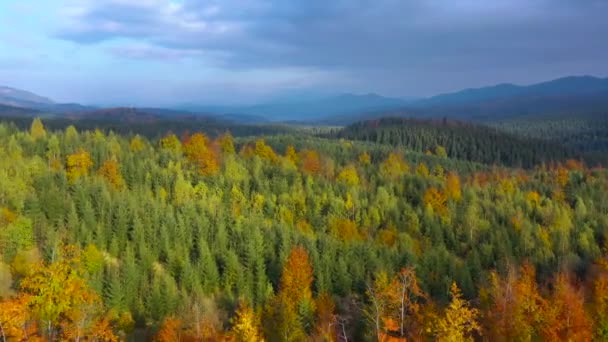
[66,149,93,183]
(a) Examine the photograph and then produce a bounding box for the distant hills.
[412,75,608,107]
[319,76,608,124]
[178,93,410,122]
[0,86,53,108]
[1,75,607,124]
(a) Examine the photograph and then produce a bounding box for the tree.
[129,135,146,152]
[156,317,182,342]
[380,152,409,179]
[445,173,461,201]
[358,152,371,165]
[542,274,591,342]
[0,294,31,341]
[423,187,448,217]
[416,163,430,177]
[66,149,93,183]
[160,134,181,153]
[265,246,315,341]
[337,165,360,186]
[97,159,126,190]
[280,246,313,310]
[232,300,264,342]
[285,145,299,165]
[435,145,448,158]
[300,150,321,175]
[435,282,480,342]
[19,246,115,341]
[365,272,391,342]
[30,118,46,140]
[218,132,235,154]
[182,133,219,176]
[314,292,336,341]
[254,139,278,163]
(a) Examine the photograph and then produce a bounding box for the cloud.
[107,44,205,61]
[52,0,608,96]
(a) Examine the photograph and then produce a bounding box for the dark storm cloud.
[55,0,608,95]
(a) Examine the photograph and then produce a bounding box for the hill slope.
[328,117,595,168]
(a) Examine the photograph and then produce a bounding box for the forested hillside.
[1,118,608,341]
[489,113,608,154]
[328,117,598,168]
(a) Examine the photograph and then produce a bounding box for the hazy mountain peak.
[0,86,55,107]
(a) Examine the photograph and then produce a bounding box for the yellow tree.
[232,300,264,342]
[337,165,360,186]
[542,274,591,342]
[97,159,126,190]
[266,246,314,341]
[285,145,298,166]
[358,152,371,165]
[30,118,46,140]
[218,132,235,154]
[435,282,480,342]
[314,292,336,341]
[0,294,32,341]
[155,317,182,342]
[445,172,462,201]
[423,187,448,217]
[129,135,146,152]
[183,133,219,176]
[254,139,278,163]
[160,133,182,153]
[300,150,321,175]
[416,163,430,177]
[380,152,409,179]
[66,149,93,183]
[19,246,115,341]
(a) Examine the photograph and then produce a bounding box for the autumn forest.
[1,116,608,342]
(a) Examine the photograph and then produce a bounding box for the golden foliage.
[337,164,360,186]
[526,191,541,207]
[254,139,278,163]
[380,152,409,179]
[416,163,430,177]
[156,316,183,342]
[97,159,126,190]
[542,274,592,342]
[129,135,146,152]
[66,149,93,183]
[358,152,371,165]
[285,145,298,165]
[300,149,321,175]
[423,187,448,217]
[435,282,480,341]
[218,132,235,154]
[160,133,182,153]
[183,133,220,176]
[231,300,264,342]
[445,172,462,201]
[30,118,46,140]
[280,246,313,308]
[329,218,362,241]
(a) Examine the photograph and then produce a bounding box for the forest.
[1,116,608,341]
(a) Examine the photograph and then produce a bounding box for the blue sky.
[1,0,607,106]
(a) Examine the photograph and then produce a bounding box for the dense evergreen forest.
[488,113,608,154]
[329,117,605,168]
[2,117,608,341]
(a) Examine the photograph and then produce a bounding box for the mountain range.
[1,75,607,124]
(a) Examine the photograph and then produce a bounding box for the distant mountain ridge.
[413,75,608,107]
[2,75,607,124]
[179,93,409,122]
[0,86,54,108]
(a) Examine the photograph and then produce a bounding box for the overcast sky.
[1,0,607,106]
